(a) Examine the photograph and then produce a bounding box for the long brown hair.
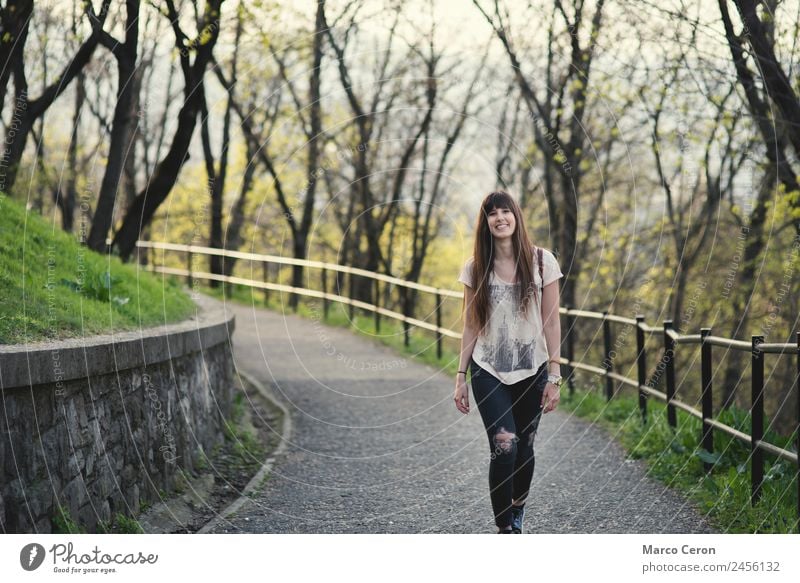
[468,191,537,331]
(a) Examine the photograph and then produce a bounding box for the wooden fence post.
[664,320,677,429]
[603,311,613,400]
[751,335,765,506]
[187,250,193,289]
[565,305,575,395]
[321,268,329,320]
[403,293,411,348]
[796,332,800,531]
[436,292,443,360]
[262,262,269,307]
[700,327,714,473]
[348,271,355,322]
[636,315,647,424]
[374,279,381,333]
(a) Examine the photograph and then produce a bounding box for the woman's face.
[486,206,516,240]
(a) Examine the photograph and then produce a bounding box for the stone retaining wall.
[0,294,235,533]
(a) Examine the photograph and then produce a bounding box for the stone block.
[96,467,116,499]
[28,481,55,521]
[98,499,111,525]
[84,448,96,476]
[61,475,89,518]
[127,484,140,514]
[66,450,84,478]
[77,502,100,532]
[34,517,52,534]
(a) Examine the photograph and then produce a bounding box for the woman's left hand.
[541,382,560,413]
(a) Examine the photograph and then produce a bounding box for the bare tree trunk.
[720,173,771,408]
[221,140,258,277]
[717,0,800,407]
[202,6,243,284]
[474,0,607,309]
[1,1,111,196]
[59,71,85,232]
[88,0,141,252]
[287,0,325,309]
[0,0,33,122]
[112,0,224,261]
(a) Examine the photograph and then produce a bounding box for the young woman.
[454,190,564,534]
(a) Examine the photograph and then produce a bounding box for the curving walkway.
[206,296,715,534]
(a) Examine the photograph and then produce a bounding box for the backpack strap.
[534,246,544,313]
[537,246,544,293]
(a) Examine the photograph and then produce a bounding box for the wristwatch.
[547,374,563,388]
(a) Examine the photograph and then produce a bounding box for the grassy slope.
[0,195,195,344]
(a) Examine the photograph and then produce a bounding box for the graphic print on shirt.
[478,283,536,373]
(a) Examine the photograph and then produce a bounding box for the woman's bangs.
[482,191,514,214]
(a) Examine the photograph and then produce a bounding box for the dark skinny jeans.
[470,358,547,529]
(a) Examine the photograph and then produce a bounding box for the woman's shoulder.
[458,255,476,285]
[532,245,558,263]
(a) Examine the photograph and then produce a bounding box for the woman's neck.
[493,238,514,261]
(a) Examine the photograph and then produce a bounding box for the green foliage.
[97,513,144,534]
[562,388,799,533]
[222,390,267,471]
[60,268,129,305]
[51,505,86,534]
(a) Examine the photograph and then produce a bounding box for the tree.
[320,0,436,301]
[86,0,141,252]
[200,2,244,285]
[112,0,225,261]
[715,0,800,406]
[0,0,112,196]
[474,0,607,309]
[0,0,33,123]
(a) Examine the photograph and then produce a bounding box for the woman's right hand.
[454,374,470,414]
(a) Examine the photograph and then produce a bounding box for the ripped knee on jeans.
[523,418,542,447]
[492,426,517,455]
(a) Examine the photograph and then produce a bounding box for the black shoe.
[510,505,525,533]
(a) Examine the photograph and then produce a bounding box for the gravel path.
[207,298,715,534]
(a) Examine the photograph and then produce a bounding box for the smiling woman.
[453,190,564,533]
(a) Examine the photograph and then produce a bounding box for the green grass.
[560,385,799,533]
[0,194,195,344]
[97,513,144,534]
[51,505,86,534]
[222,390,269,472]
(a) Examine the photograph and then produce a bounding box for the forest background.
[1,0,798,434]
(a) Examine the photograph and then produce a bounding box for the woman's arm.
[541,280,562,413]
[454,285,479,414]
[541,280,562,376]
[458,285,480,372]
